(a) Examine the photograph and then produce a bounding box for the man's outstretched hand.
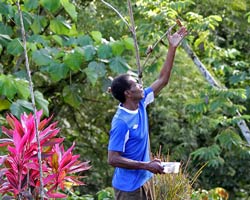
[167,25,188,48]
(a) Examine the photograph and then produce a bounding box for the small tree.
[0,110,90,199]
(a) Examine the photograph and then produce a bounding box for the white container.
[161,162,180,173]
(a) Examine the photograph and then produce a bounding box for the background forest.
[0,0,249,199]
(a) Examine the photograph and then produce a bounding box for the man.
[108,25,188,200]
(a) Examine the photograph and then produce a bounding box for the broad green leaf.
[24,0,39,10]
[63,84,83,108]
[26,42,37,52]
[35,91,49,116]
[109,57,130,74]
[0,23,13,36]
[0,74,17,99]
[60,0,77,21]
[64,51,83,71]
[50,18,71,35]
[91,31,102,44]
[83,45,96,61]
[31,15,46,34]
[7,38,23,56]
[0,99,11,111]
[52,35,63,46]
[40,0,61,13]
[28,34,48,47]
[97,44,112,59]
[32,49,53,66]
[10,99,33,118]
[123,37,134,51]
[14,11,33,31]
[14,78,30,99]
[84,61,106,85]
[111,41,125,56]
[0,34,12,47]
[76,35,93,46]
[41,63,69,82]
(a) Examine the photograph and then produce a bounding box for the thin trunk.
[16,1,45,199]
[127,0,143,84]
[181,40,250,144]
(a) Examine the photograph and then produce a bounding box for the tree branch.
[181,40,250,144]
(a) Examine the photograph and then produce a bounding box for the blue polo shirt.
[108,87,154,192]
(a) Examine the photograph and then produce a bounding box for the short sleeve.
[108,119,129,152]
[143,87,154,107]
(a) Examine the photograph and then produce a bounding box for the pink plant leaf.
[58,143,75,168]
[46,191,67,199]
[6,172,18,190]
[1,126,13,138]
[7,114,25,137]
[38,114,54,130]
[43,174,58,185]
[0,139,13,147]
[42,138,64,147]
[68,161,91,173]
[60,155,79,170]
[64,176,85,185]
[7,146,17,156]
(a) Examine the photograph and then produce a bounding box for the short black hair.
[111,74,131,103]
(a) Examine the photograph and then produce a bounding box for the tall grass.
[152,150,206,200]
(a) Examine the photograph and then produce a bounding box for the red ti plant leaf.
[0,110,90,198]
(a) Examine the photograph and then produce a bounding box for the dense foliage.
[0,0,249,199]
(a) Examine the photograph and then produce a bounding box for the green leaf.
[32,49,53,66]
[64,51,83,71]
[0,74,17,99]
[0,22,13,37]
[35,91,49,116]
[83,45,96,61]
[111,41,125,56]
[91,31,102,44]
[28,34,48,47]
[14,11,33,31]
[246,86,250,98]
[84,61,106,85]
[7,38,23,56]
[14,78,30,99]
[229,72,246,84]
[30,15,46,34]
[76,35,93,46]
[109,57,130,74]
[0,99,11,111]
[209,15,222,22]
[41,62,69,82]
[52,35,63,46]
[50,18,72,35]
[24,0,39,10]
[60,0,77,21]
[40,0,61,13]
[216,129,242,150]
[10,100,33,118]
[63,84,83,108]
[123,37,134,50]
[97,44,113,59]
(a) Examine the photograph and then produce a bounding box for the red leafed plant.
[0,110,90,199]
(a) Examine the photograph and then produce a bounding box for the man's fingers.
[167,24,176,37]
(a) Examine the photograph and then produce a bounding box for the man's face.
[126,76,144,100]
